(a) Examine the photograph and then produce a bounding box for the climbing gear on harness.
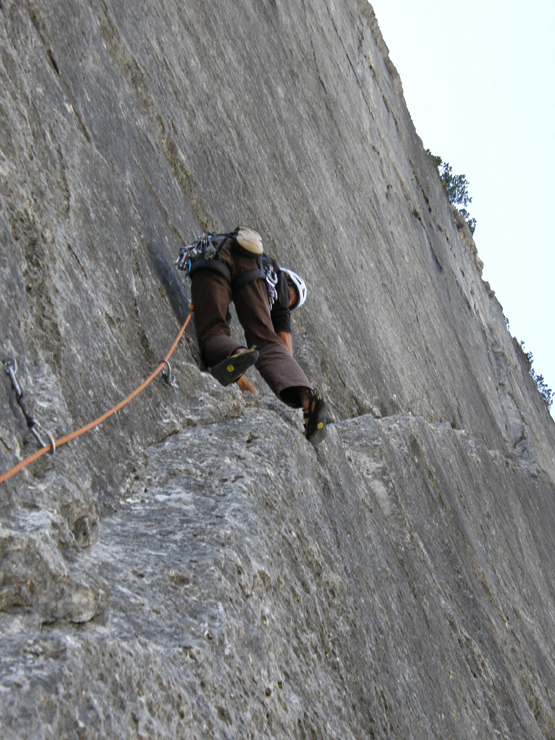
[304,388,327,446]
[2,358,56,451]
[176,233,233,282]
[260,256,279,308]
[234,227,263,255]
[176,233,222,274]
[209,347,259,387]
[0,307,195,486]
[280,268,307,311]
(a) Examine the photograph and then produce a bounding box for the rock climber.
[176,227,327,445]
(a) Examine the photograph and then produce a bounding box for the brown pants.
[190,247,311,408]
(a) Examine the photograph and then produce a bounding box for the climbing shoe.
[304,388,327,446]
[209,347,259,387]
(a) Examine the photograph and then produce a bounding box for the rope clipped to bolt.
[0,307,194,485]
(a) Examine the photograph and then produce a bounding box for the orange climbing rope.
[0,307,194,485]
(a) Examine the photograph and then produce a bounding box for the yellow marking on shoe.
[318,422,325,429]
[227,364,235,372]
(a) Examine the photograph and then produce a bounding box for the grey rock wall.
[1,0,555,737]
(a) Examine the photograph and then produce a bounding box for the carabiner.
[160,360,178,389]
[3,358,23,399]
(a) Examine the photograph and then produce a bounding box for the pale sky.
[369,0,555,412]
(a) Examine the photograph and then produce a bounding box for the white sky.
[369,0,555,411]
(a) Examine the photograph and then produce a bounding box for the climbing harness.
[0,307,194,486]
[177,233,280,308]
[2,358,56,452]
[229,256,279,307]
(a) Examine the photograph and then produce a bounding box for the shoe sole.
[210,349,259,386]
[308,423,327,446]
[306,399,327,446]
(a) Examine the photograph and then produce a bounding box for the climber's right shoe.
[304,388,327,446]
[209,347,259,387]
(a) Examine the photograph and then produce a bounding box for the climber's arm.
[278,331,293,356]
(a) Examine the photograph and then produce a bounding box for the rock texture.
[1,0,555,737]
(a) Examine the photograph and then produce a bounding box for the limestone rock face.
[1,0,555,737]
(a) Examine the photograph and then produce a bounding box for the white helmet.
[281,268,307,311]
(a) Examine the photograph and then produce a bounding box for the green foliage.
[427,150,477,234]
[519,341,554,409]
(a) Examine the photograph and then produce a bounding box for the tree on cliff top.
[519,341,554,409]
[427,150,477,234]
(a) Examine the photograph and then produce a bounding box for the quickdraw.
[177,233,280,309]
[2,358,56,452]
